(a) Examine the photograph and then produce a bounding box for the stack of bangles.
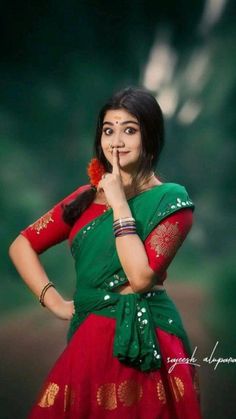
[113,216,137,238]
[39,281,55,307]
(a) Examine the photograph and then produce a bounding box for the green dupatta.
[68,183,195,372]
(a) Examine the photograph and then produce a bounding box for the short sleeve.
[20,184,91,254]
[144,208,193,282]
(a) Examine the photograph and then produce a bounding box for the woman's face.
[101,108,142,173]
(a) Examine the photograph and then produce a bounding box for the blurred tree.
[1,1,235,416]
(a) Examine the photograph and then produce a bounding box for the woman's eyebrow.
[102,120,140,126]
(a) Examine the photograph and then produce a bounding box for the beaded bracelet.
[39,282,55,307]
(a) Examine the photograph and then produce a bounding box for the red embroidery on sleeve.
[148,221,182,258]
[29,210,54,235]
[21,184,91,254]
[144,208,193,283]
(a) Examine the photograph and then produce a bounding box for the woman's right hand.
[9,235,75,320]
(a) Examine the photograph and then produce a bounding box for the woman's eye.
[103,128,113,135]
[125,127,137,134]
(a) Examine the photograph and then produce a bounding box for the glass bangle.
[39,282,55,307]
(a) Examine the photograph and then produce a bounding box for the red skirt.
[28,314,202,418]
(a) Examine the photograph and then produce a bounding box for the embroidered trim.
[96,381,143,410]
[38,382,59,408]
[96,383,117,410]
[64,384,75,412]
[148,221,182,258]
[157,379,166,404]
[117,380,143,406]
[30,210,54,235]
[148,196,194,228]
[170,376,185,402]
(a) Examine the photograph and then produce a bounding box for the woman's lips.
[111,151,130,155]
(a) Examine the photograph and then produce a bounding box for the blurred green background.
[1,1,235,418]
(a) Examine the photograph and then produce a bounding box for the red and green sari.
[28,183,202,418]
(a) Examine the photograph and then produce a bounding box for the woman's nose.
[111,132,125,147]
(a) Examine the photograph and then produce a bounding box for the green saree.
[68,183,195,372]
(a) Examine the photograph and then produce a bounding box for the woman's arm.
[98,149,194,293]
[9,235,74,319]
[9,185,90,318]
[112,202,153,293]
[113,205,193,293]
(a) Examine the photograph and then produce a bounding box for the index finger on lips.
[112,147,120,175]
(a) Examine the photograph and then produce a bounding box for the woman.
[9,87,202,418]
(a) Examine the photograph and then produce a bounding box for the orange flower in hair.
[87,158,106,187]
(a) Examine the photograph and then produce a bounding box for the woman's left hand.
[47,298,76,321]
[97,148,127,209]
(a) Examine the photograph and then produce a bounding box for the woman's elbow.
[129,267,157,293]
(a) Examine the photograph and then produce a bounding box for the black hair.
[63,86,165,225]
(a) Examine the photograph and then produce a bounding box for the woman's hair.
[63,86,165,225]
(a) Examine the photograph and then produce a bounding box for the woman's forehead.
[103,108,138,122]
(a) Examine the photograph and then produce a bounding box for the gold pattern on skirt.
[156,379,167,404]
[38,382,59,408]
[170,376,185,402]
[117,380,143,407]
[148,221,181,258]
[64,384,75,412]
[97,383,117,410]
[30,210,54,235]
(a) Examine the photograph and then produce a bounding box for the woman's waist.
[69,287,187,347]
[117,283,165,295]
[72,287,178,323]
[74,271,167,294]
